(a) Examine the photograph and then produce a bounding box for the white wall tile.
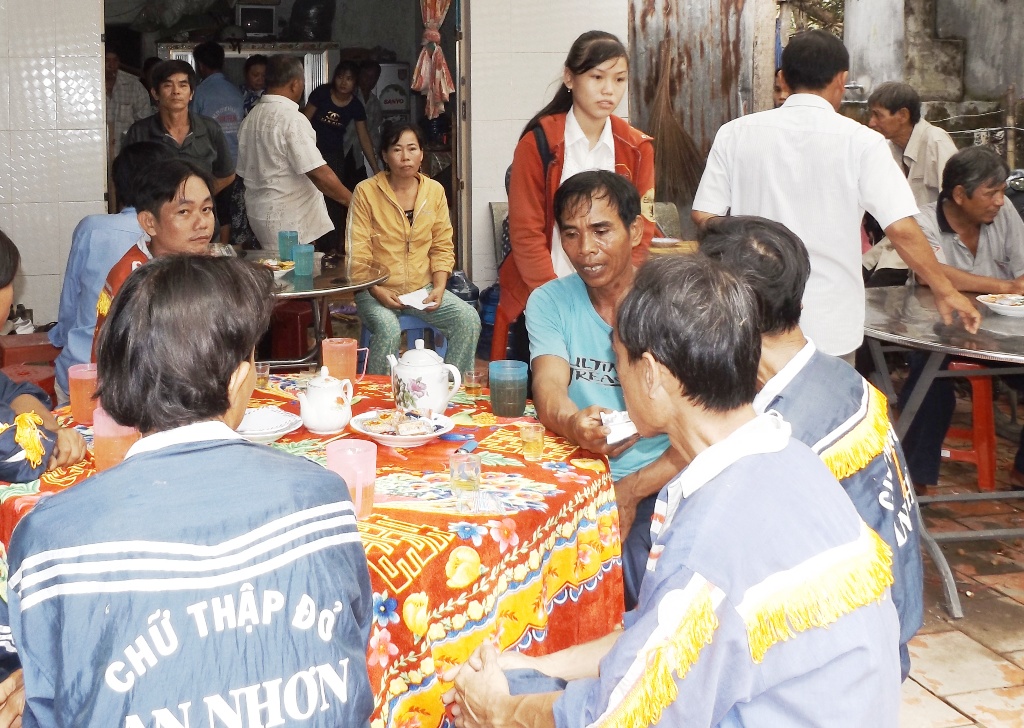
[0,205,11,237]
[14,274,61,323]
[470,0,510,54]
[55,0,102,57]
[509,52,566,126]
[509,0,611,55]
[0,60,9,132]
[7,0,55,58]
[58,129,105,202]
[0,132,9,205]
[470,53,513,122]
[8,130,60,203]
[57,56,103,129]
[10,202,60,276]
[9,57,57,130]
[0,1,9,59]
[470,119,514,193]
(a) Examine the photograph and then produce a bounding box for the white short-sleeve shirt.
[693,94,920,355]
[237,94,333,246]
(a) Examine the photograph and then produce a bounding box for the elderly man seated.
[701,215,922,680]
[92,159,217,355]
[896,146,1024,489]
[525,170,683,608]
[7,256,374,726]
[443,254,901,728]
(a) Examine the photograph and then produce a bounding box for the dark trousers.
[900,353,1024,484]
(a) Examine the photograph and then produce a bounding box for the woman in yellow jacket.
[346,122,480,375]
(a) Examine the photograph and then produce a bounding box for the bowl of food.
[350,409,454,448]
[261,259,296,279]
[977,293,1024,317]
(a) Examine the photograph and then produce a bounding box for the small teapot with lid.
[297,366,353,434]
[387,340,461,417]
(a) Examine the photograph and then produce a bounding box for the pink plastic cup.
[326,439,377,519]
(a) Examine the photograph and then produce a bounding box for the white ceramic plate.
[977,294,1024,317]
[350,410,454,448]
[237,406,303,444]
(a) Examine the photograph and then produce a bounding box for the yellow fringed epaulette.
[819,384,890,481]
[96,288,111,317]
[600,585,719,728]
[738,524,894,664]
[0,413,47,468]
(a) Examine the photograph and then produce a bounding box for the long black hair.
[520,30,628,139]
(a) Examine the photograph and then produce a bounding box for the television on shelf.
[236,4,276,38]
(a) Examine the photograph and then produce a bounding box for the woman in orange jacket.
[492,30,656,362]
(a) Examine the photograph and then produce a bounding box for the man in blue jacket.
[8,256,373,727]
[701,215,923,679]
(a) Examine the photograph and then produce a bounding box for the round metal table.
[256,256,389,368]
[865,284,1024,618]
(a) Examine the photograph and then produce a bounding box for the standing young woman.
[304,60,380,253]
[492,30,657,361]
[347,123,480,375]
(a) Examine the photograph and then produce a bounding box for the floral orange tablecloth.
[0,375,624,728]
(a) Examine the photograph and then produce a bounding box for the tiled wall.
[468,0,629,288]
[0,0,106,324]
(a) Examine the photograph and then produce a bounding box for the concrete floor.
[902,402,1024,727]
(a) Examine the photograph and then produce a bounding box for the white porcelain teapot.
[387,340,461,417]
[297,366,353,434]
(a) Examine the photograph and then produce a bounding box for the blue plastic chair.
[359,314,448,364]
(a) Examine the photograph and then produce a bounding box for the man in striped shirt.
[8,257,373,727]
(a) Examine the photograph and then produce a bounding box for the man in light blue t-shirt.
[526,171,683,608]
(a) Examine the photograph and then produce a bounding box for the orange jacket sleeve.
[507,131,558,292]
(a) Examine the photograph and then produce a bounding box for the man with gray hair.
[237,55,353,248]
[899,146,1024,489]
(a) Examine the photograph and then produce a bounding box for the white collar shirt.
[693,94,920,356]
[550,107,616,278]
[125,420,243,460]
[751,339,817,414]
[888,119,959,207]
[236,94,333,246]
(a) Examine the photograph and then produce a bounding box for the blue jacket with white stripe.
[7,436,373,728]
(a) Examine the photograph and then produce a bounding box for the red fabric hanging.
[411,0,456,120]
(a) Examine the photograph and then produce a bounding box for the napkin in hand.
[397,288,432,311]
[601,410,638,445]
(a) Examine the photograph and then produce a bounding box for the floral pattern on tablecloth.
[0,376,624,728]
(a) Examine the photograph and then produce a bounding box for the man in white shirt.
[236,55,353,248]
[692,30,978,358]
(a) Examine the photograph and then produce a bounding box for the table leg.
[867,337,899,405]
[893,351,945,440]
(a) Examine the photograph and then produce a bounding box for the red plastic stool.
[269,300,333,360]
[2,364,57,407]
[942,360,996,491]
